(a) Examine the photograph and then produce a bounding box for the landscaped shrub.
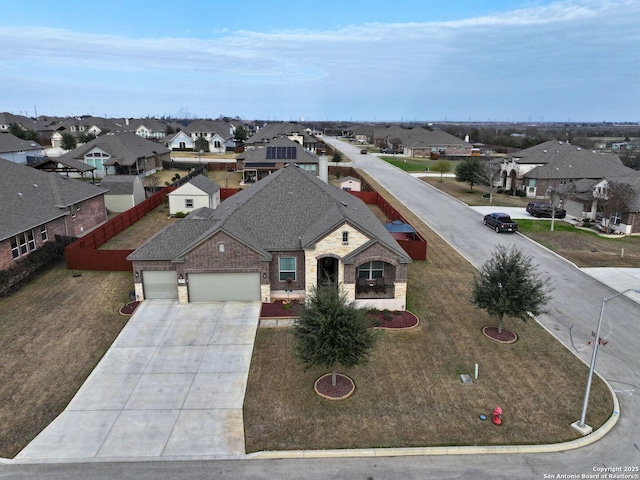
[0,241,66,297]
[174,211,188,218]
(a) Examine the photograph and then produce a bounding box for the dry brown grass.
[421,177,532,207]
[100,208,177,250]
[0,265,132,458]
[243,172,613,452]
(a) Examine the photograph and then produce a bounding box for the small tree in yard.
[455,158,482,191]
[61,133,77,151]
[472,245,552,334]
[598,181,636,233]
[431,159,451,181]
[294,285,375,386]
[332,151,343,163]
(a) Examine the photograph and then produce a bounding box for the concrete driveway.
[16,300,261,461]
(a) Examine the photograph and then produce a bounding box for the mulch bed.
[369,310,419,329]
[119,301,140,316]
[314,373,355,400]
[260,300,301,318]
[482,325,518,343]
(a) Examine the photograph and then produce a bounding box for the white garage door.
[188,273,261,302]
[142,270,178,299]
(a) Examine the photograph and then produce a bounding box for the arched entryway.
[317,257,339,288]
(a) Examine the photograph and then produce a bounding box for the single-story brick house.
[0,158,108,270]
[128,164,412,310]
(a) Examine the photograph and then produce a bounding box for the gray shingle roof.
[0,133,44,154]
[246,122,317,145]
[0,158,107,241]
[520,141,636,179]
[129,164,411,264]
[58,132,169,167]
[99,175,137,195]
[185,174,220,195]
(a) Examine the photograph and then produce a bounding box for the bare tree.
[143,175,161,196]
[544,186,570,231]
[598,181,637,233]
[474,161,500,202]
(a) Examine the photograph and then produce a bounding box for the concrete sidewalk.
[16,300,261,462]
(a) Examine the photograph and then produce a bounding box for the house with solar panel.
[128,163,411,311]
[236,137,320,184]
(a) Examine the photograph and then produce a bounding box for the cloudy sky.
[2,0,638,122]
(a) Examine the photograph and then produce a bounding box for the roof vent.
[340,201,348,207]
[33,184,38,188]
[18,192,23,196]
[543,150,547,153]
[576,147,581,151]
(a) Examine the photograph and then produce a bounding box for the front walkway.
[16,300,261,461]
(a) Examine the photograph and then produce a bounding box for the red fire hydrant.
[492,407,503,425]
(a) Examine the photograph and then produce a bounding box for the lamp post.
[571,287,640,435]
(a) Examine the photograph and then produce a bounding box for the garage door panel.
[188,273,260,302]
[143,271,178,299]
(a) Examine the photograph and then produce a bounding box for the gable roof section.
[186,174,220,195]
[129,164,411,264]
[58,132,169,167]
[0,133,44,154]
[99,175,139,195]
[521,142,636,179]
[0,158,107,241]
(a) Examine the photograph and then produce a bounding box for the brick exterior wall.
[0,195,106,270]
[269,250,306,290]
[66,195,108,237]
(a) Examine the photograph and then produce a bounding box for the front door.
[317,257,338,288]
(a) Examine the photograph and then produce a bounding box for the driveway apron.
[16,300,261,461]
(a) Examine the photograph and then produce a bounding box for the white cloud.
[1,0,638,119]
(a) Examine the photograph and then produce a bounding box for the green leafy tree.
[294,285,375,386]
[77,132,96,144]
[234,125,247,143]
[472,245,551,334]
[195,137,209,153]
[61,133,77,150]
[9,123,38,141]
[431,159,451,181]
[455,158,482,191]
[332,151,343,163]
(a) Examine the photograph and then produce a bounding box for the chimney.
[319,153,328,183]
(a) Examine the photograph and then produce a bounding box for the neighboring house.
[184,120,235,153]
[372,126,473,157]
[246,122,318,152]
[0,112,38,133]
[57,132,171,178]
[500,140,635,198]
[128,164,411,310]
[130,119,168,139]
[0,133,46,164]
[0,158,108,270]
[236,137,320,184]
[168,174,221,215]
[563,176,640,234]
[161,131,195,151]
[99,175,146,213]
[339,176,362,191]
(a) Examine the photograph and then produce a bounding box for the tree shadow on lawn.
[243,316,613,452]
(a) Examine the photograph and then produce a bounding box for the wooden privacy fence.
[348,190,428,261]
[65,187,175,271]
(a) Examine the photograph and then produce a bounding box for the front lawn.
[381,156,452,173]
[243,172,613,452]
[0,265,132,458]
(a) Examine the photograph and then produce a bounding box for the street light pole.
[572,287,640,435]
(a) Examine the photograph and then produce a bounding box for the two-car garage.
[141,271,261,302]
[187,273,261,302]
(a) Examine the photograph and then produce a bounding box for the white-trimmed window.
[185,198,194,208]
[342,231,349,245]
[358,261,384,279]
[10,237,19,259]
[279,257,296,281]
[40,225,48,241]
[27,230,36,250]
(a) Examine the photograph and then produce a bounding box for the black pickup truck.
[483,212,519,233]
